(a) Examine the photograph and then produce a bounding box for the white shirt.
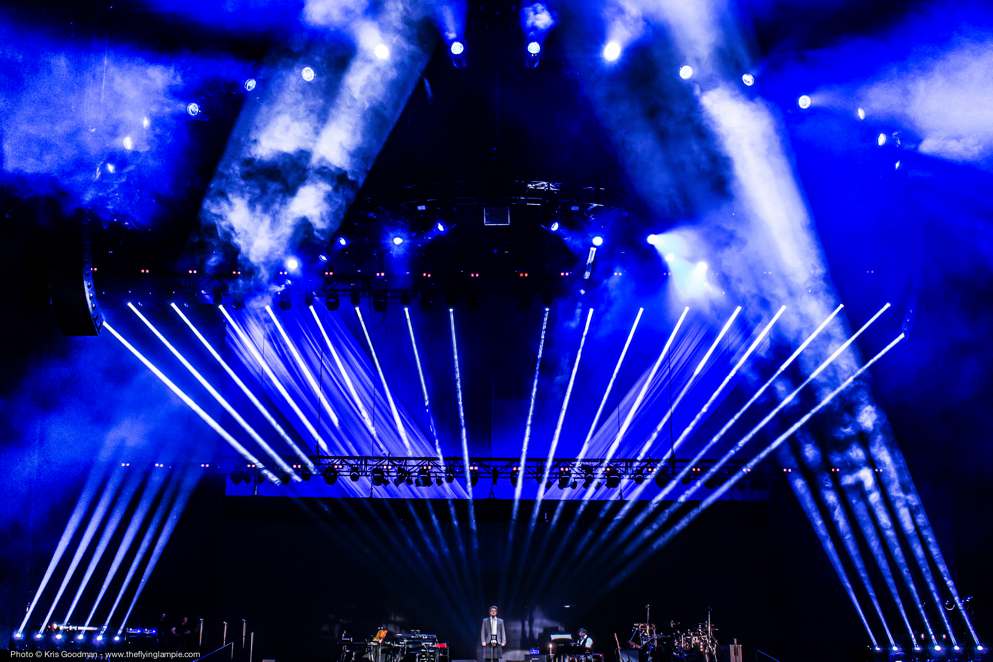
[578,635,593,649]
[489,617,499,638]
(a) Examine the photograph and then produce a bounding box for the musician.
[480,605,507,662]
[576,628,593,649]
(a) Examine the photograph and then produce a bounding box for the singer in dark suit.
[480,605,507,662]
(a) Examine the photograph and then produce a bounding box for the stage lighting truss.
[266,456,759,492]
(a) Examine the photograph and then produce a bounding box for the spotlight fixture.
[322,465,339,485]
[349,468,361,482]
[33,633,43,641]
[602,40,621,62]
[244,78,257,92]
[527,41,541,55]
[445,467,456,484]
[469,464,480,486]
[392,236,405,246]
[857,107,866,120]
[450,41,465,55]
[301,66,315,81]
[186,102,200,117]
[284,256,301,272]
[337,236,348,246]
[510,466,521,486]
[877,132,888,147]
[371,467,387,487]
[374,43,391,61]
[416,466,432,487]
[605,466,620,488]
[741,72,755,86]
[797,94,812,109]
[436,221,447,233]
[591,235,604,247]
[678,65,694,80]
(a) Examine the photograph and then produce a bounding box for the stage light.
[76,633,85,642]
[557,472,570,489]
[445,468,456,484]
[591,235,604,246]
[978,644,985,651]
[450,41,465,55]
[416,467,432,487]
[602,40,621,62]
[349,469,360,482]
[954,645,961,651]
[374,43,391,61]
[392,236,404,246]
[284,256,300,272]
[12,632,23,640]
[186,102,200,116]
[95,634,104,643]
[469,465,480,486]
[679,65,694,80]
[105,162,116,174]
[741,73,754,86]
[55,633,63,641]
[142,116,150,128]
[934,645,942,652]
[301,66,315,81]
[877,133,888,146]
[244,78,256,92]
[510,466,521,486]
[122,135,134,151]
[371,468,387,487]
[337,236,348,247]
[112,635,121,643]
[436,221,446,232]
[797,95,812,109]
[605,467,621,489]
[322,466,339,485]
[857,107,866,120]
[646,233,660,246]
[549,221,560,232]
[33,633,43,641]
[527,41,541,55]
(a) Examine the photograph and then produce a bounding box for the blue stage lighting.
[12,632,23,640]
[374,43,391,61]
[602,40,622,62]
[436,221,446,232]
[679,65,694,80]
[954,645,961,651]
[392,236,404,246]
[877,132,888,146]
[741,73,755,86]
[284,256,300,272]
[33,633,43,641]
[54,633,63,641]
[857,106,866,120]
[797,95,812,109]
[550,221,560,232]
[978,644,985,651]
[244,78,257,92]
[450,41,465,55]
[646,233,660,246]
[338,236,348,246]
[76,633,85,642]
[186,102,200,116]
[95,635,104,643]
[122,135,134,151]
[527,41,541,55]
[113,635,121,643]
[934,644,942,652]
[591,235,604,246]
[301,66,315,81]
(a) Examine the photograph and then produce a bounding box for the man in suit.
[480,605,507,662]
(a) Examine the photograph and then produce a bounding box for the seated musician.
[576,628,593,650]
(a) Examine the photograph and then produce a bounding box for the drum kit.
[615,606,720,662]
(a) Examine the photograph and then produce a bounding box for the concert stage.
[1,0,991,661]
